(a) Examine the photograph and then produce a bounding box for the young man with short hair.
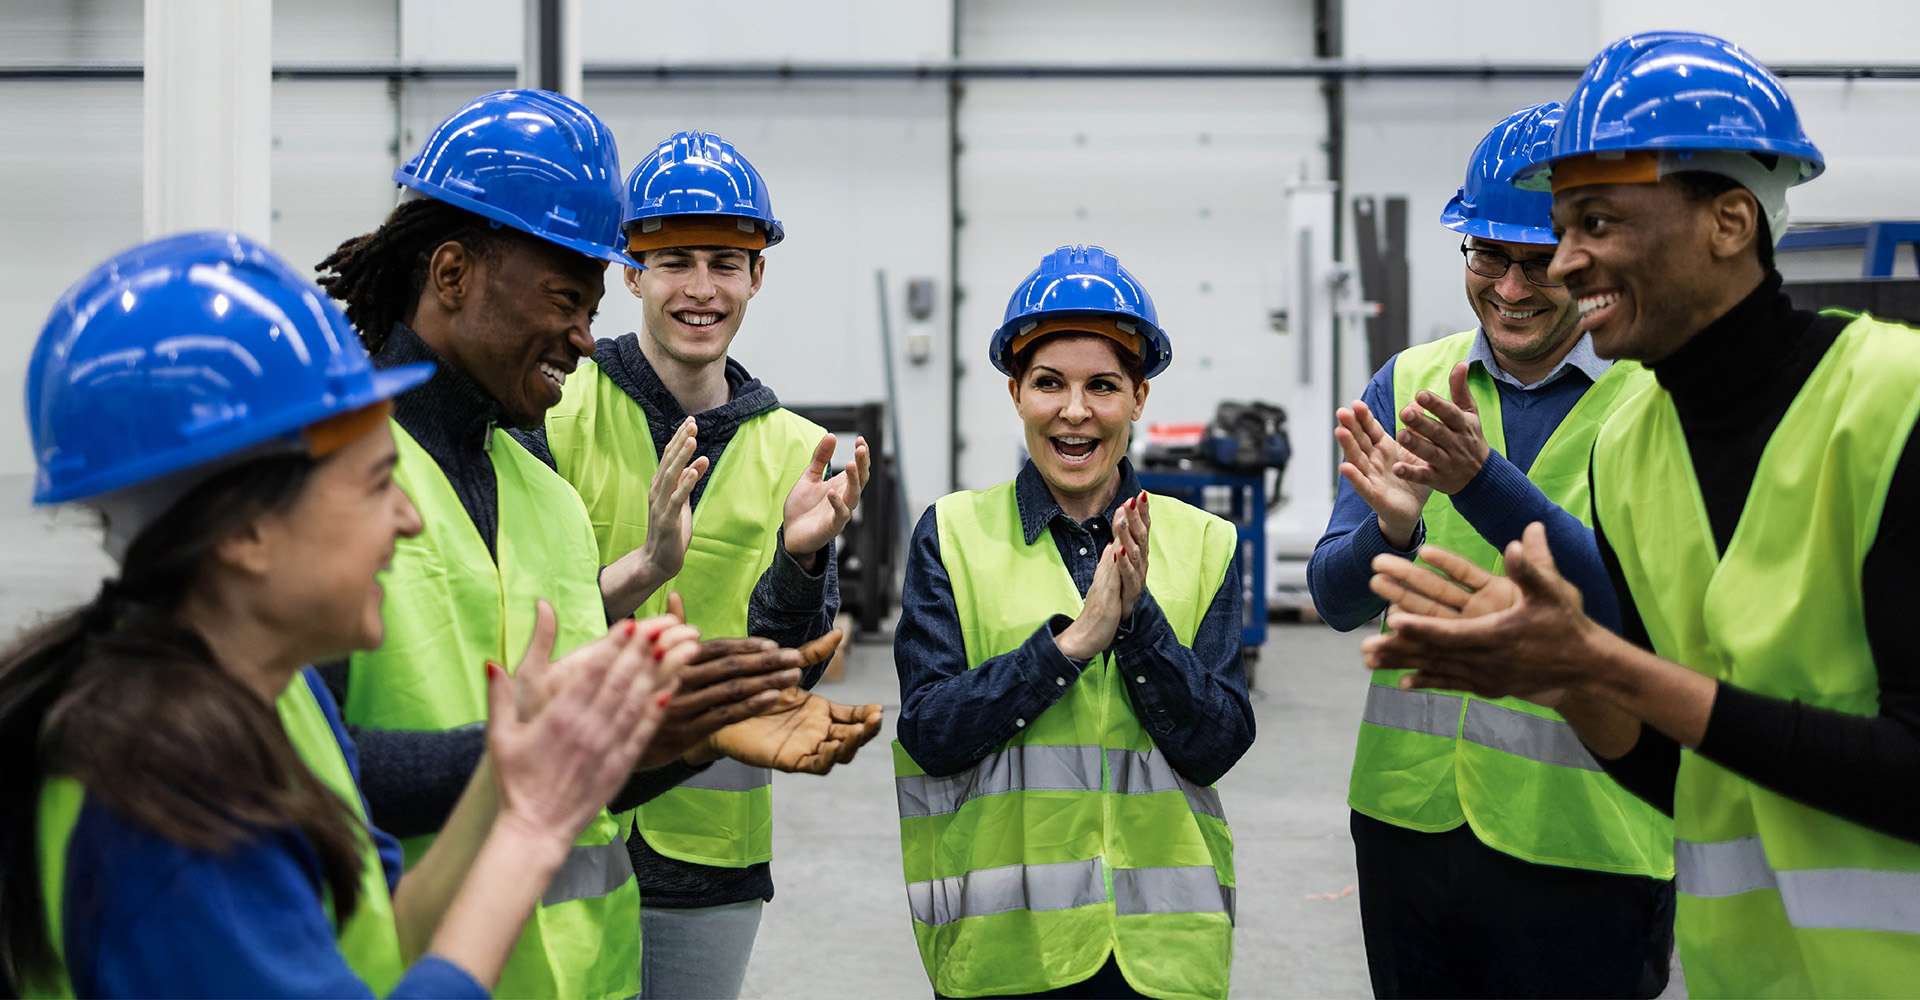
[525,130,873,1000]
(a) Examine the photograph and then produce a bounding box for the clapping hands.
[1055,492,1151,662]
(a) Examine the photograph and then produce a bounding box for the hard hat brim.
[395,176,647,270]
[34,361,433,506]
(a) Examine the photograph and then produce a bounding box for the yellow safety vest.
[895,480,1239,999]
[545,357,826,866]
[1348,331,1672,876]
[29,677,405,999]
[346,422,639,999]
[1593,312,1920,997]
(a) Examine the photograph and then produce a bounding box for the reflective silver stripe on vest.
[1361,684,1461,739]
[905,857,1106,926]
[1677,836,1920,934]
[1107,748,1226,821]
[1460,699,1602,772]
[541,841,634,906]
[680,758,773,793]
[1113,865,1234,922]
[1363,684,1602,771]
[1675,836,1777,898]
[895,744,1103,819]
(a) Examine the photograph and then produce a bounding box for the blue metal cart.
[1136,470,1268,657]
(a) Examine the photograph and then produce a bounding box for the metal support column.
[143,0,272,240]
[521,0,582,99]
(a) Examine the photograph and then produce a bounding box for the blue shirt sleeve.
[63,799,488,999]
[893,505,1093,777]
[1113,556,1255,786]
[1308,358,1425,632]
[1447,447,1623,633]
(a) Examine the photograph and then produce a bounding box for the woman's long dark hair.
[0,453,367,993]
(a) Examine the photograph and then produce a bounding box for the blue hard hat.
[624,131,784,249]
[1514,32,1823,191]
[1441,103,1563,245]
[990,245,1170,380]
[396,90,642,268]
[27,231,432,505]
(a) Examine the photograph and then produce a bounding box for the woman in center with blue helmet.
[892,246,1253,999]
[526,129,883,1000]
[0,231,687,998]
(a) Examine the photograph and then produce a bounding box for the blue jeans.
[639,900,765,999]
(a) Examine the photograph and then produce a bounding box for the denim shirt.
[894,459,1253,787]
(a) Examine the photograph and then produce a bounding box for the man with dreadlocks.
[314,90,883,999]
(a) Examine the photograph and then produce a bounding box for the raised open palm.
[783,433,871,560]
[1336,400,1431,548]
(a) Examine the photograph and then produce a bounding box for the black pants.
[1351,811,1674,999]
[934,956,1145,999]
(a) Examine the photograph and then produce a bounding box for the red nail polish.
[655,691,672,708]
[625,619,639,637]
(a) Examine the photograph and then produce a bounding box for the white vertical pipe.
[143,0,273,241]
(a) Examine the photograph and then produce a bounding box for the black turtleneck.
[1592,273,1920,844]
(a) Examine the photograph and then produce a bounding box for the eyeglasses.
[1460,241,1563,287]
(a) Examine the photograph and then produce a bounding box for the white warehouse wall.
[953,0,1328,495]
[1342,0,1920,387]
[391,0,957,518]
[6,0,1920,513]
[0,0,959,518]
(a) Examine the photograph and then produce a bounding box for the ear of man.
[428,240,479,312]
[1706,186,1764,266]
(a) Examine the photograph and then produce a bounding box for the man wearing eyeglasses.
[1308,105,1672,998]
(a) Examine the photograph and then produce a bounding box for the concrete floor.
[3,475,1681,999]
